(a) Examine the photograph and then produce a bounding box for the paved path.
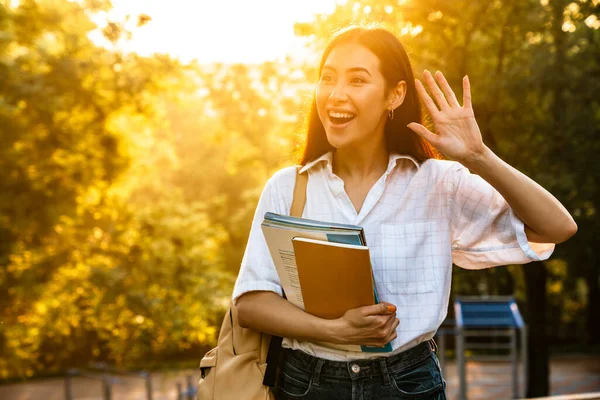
[442,357,600,399]
[1,357,599,400]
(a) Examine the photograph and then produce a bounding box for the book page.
[279,248,303,306]
[261,225,332,309]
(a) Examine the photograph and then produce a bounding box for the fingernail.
[387,305,396,312]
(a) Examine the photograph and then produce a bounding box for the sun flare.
[88,0,339,64]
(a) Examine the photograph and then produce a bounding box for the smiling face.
[316,43,395,151]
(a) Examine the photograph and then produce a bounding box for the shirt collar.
[299,151,420,175]
[299,152,333,174]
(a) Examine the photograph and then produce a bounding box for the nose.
[329,82,349,103]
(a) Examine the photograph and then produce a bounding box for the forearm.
[236,291,342,343]
[462,146,577,244]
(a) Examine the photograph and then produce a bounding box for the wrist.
[461,145,494,172]
[318,318,346,344]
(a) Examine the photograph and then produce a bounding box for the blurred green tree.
[0,0,232,378]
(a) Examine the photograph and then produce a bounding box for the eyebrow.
[322,65,372,77]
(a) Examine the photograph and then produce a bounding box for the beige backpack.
[197,167,308,400]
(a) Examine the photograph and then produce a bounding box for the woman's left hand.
[408,70,487,164]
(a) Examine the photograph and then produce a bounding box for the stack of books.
[261,212,392,353]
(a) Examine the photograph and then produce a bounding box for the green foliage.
[0,0,312,380]
[0,0,235,379]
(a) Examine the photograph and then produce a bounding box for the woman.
[234,26,577,400]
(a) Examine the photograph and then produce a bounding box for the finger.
[463,75,472,109]
[384,331,398,346]
[385,316,399,333]
[434,71,460,108]
[381,316,396,336]
[383,320,399,344]
[362,302,396,317]
[414,78,440,115]
[423,70,449,110]
[407,123,439,145]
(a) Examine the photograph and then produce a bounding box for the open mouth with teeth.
[329,112,356,125]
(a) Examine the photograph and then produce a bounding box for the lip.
[327,115,354,130]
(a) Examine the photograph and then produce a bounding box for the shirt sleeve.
[447,163,555,269]
[231,169,295,304]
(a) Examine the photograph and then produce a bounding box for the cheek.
[315,87,330,120]
[358,91,387,117]
[315,85,329,105]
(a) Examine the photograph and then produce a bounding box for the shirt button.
[351,363,360,373]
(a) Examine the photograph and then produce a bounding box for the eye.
[320,74,334,83]
[350,76,366,84]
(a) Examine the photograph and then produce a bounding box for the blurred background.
[0,0,598,398]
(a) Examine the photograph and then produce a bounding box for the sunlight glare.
[585,15,600,29]
[88,0,339,64]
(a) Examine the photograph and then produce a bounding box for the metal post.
[142,371,153,400]
[186,374,194,400]
[65,372,73,400]
[511,328,518,399]
[102,376,112,400]
[521,325,528,398]
[457,327,467,400]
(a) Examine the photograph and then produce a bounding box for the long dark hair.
[299,26,440,165]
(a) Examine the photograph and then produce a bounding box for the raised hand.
[408,70,487,164]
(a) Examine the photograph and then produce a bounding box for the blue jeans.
[274,340,447,400]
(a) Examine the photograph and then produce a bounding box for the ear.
[387,80,407,110]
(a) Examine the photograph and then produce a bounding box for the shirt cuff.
[232,281,283,305]
[512,215,555,261]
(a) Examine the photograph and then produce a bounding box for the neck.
[332,139,388,180]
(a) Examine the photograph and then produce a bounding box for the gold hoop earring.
[388,109,395,120]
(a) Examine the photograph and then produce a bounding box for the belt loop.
[378,358,390,386]
[312,359,325,387]
[429,338,438,354]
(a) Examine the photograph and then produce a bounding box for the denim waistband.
[282,339,437,382]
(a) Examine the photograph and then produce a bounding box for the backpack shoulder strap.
[290,165,307,218]
[263,165,308,387]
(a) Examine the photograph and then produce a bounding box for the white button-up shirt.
[232,152,554,361]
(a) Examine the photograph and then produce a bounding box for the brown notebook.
[291,237,375,320]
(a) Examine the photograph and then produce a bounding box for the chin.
[327,138,364,153]
[325,131,352,150]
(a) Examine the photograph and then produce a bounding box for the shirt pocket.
[379,221,442,295]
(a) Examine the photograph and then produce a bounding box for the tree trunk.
[586,262,600,345]
[524,261,549,398]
